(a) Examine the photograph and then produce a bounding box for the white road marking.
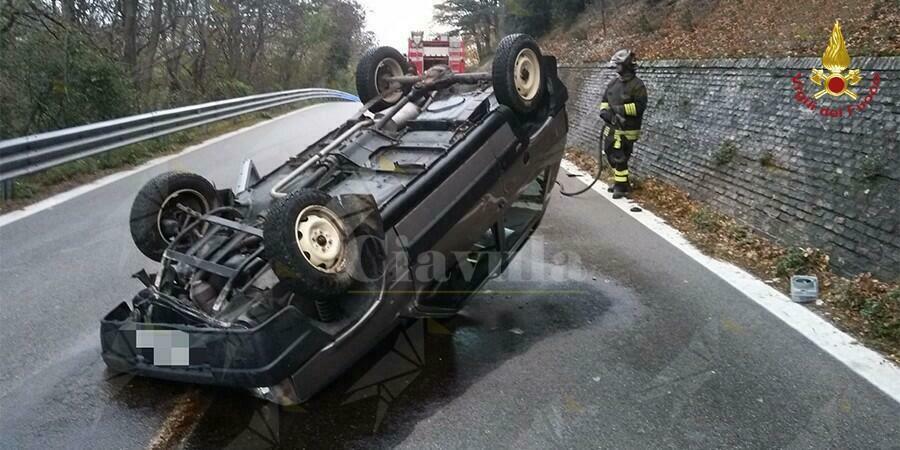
[560,159,900,403]
[0,103,336,228]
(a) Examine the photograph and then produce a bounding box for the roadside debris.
[791,276,819,303]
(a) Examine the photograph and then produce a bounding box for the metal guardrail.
[0,88,360,188]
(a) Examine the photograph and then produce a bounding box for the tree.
[435,0,588,56]
[0,0,372,138]
[121,0,139,87]
[503,0,558,37]
[434,0,501,58]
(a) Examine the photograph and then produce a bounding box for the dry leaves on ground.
[541,0,899,64]
[563,148,899,363]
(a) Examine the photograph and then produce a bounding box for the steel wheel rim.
[295,205,347,273]
[514,48,541,101]
[157,189,209,241]
[376,58,404,103]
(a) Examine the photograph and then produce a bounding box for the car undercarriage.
[100,33,569,404]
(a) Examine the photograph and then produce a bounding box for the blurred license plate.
[136,329,190,366]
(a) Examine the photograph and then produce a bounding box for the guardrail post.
[1,179,14,201]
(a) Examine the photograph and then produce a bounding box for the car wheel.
[264,189,358,300]
[492,34,546,115]
[129,171,217,261]
[356,46,411,112]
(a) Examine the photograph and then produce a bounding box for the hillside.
[540,0,899,64]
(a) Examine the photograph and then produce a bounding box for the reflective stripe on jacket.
[599,75,648,134]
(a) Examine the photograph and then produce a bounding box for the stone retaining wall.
[558,57,899,279]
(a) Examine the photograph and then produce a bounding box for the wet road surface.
[0,102,359,448]
[179,187,900,448]
[1,102,899,448]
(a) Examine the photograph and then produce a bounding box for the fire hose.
[558,143,606,197]
[558,117,615,197]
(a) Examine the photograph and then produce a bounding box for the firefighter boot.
[612,168,630,199]
[612,182,630,199]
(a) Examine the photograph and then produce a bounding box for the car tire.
[356,46,411,112]
[129,171,217,261]
[264,189,358,299]
[492,34,546,115]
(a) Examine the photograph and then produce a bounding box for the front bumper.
[100,301,332,388]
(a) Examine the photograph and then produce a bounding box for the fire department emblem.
[810,20,861,100]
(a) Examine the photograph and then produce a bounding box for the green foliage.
[434,0,502,58]
[0,0,369,139]
[829,277,900,343]
[714,140,738,166]
[691,207,721,232]
[327,68,357,94]
[504,0,553,36]
[208,79,255,100]
[859,153,885,179]
[775,247,827,277]
[321,0,367,76]
[725,223,754,246]
[0,31,135,138]
[434,0,587,56]
[759,151,776,168]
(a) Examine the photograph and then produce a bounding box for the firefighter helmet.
[608,49,636,69]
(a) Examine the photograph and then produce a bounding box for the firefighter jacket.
[599,75,648,141]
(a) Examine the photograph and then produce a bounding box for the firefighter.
[598,49,648,199]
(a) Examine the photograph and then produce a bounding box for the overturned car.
[100,34,569,404]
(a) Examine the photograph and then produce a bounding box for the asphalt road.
[1,102,899,449]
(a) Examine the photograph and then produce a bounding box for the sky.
[358,0,450,52]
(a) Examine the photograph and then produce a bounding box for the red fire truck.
[407,31,466,74]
